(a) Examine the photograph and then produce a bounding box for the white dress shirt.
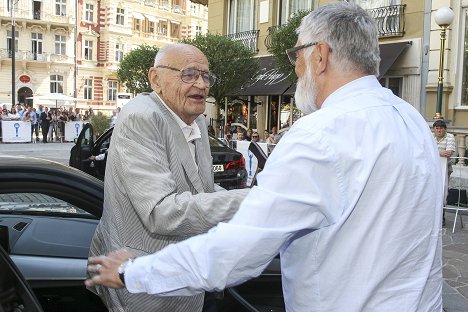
[124,76,443,311]
[156,93,201,164]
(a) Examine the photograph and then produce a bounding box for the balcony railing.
[0,49,72,63]
[227,30,259,53]
[264,25,280,50]
[367,4,406,38]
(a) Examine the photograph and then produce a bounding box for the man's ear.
[148,68,161,93]
[316,42,331,75]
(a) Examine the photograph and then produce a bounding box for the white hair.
[298,2,380,76]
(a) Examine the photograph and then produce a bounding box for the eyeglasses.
[252,136,259,138]
[156,65,217,87]
[286,42,332,66]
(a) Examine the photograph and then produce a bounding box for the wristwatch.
[117,258,134,286]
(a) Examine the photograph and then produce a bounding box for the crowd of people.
[0,103,95,143]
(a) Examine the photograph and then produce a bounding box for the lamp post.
[433,7,454,120]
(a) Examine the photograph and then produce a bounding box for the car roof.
[0,156,104,217]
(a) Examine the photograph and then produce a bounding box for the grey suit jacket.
[88,92,248,311]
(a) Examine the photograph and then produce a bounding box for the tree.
[182,34,259,106]
[116,45,159,95]
[90,111,111,138]
[268,10,310,81]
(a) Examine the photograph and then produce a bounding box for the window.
[228,0,256,33]
[31,32,43,60]
[83,40,93,60]
[108,81,118,101]
[461,10,468,105]
[84,79,93,100]
[280,0,314,25]
[379,77,402,97]
[115,43,124,62]
[158,22,168,35]
[85,3,94,22]
[134,19,141,32]
[116,8,125,25]
[55,35,66,55]
[148,21,155,33]
[196,25,202,36]
[55,0,66,16]
[50,75,64,93]
[170,22,180,38]
[7,30,18,58]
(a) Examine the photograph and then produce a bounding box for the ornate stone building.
[0,0,207,112]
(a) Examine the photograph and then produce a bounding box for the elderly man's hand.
[85,249,135,288]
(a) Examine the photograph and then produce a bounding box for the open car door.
[0,232,44,312]
[69,123,94,175]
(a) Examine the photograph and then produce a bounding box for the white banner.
[235,141,269,187]
[64,121,83,142]
[2,121,31,143]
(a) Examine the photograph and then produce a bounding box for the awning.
[132,12,145,20]
[378,41,411,79]
[284,41,411,95]
[145,15,159,23]
[228,56,294,96]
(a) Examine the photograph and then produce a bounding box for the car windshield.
[0,193,92,217]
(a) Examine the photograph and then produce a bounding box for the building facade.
[0,0,207,112]
[206,0,431,135]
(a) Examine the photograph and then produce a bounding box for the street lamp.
[433,7,454,120]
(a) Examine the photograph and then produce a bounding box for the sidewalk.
[443,211,468,311]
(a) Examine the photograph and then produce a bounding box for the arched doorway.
[18,87,33,107]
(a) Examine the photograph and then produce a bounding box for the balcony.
[227,30,259,54]
[367,4,406,38]
[264,25,280,50]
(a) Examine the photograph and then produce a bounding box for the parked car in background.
[0,156,282,312]
[70,124,247,189]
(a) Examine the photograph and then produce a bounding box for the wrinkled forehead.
[165,48,209,70]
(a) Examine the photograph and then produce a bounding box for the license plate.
[212,164,224,172]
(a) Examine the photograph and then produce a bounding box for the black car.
[0,155,282,312]
[70,124,247,189]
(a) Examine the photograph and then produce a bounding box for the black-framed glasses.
[285,42,334,66]
[156,65,217,87]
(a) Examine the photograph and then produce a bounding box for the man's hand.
[85,249,136,288]
[440,150,453,158]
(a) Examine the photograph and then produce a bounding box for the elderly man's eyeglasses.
[156,65,217,87]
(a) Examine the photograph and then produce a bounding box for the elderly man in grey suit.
[87,43,248,311]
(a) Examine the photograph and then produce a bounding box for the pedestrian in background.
[433,119,456,226]
[87,3,443,311]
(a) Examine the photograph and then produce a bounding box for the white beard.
[294,68,318,115]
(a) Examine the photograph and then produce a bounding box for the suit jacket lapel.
[149,93,205,193]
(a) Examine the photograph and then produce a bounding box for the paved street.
[1,142,468,311]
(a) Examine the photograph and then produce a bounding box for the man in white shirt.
[86,3,443,311]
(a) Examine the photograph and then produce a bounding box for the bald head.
[153,44,208,68]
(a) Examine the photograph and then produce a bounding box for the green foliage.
[182,34,259,105]
[116,45,159,95]
[268,10,311,81]
[90,112,111,138]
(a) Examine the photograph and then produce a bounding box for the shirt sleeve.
[446,134,456,152]
[124,127,343,296]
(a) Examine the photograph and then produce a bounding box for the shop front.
[223,41,411,138]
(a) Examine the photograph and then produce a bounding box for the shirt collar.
[321,75,381,109]
[155,93,202,143]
